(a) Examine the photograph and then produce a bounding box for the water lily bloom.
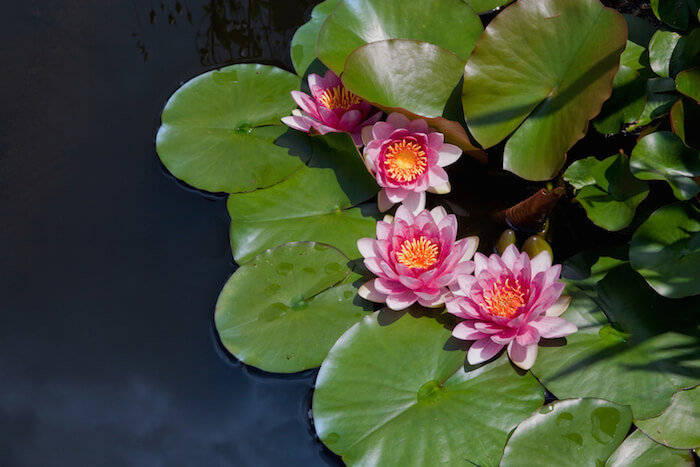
[446,244,577,370]
[362,113,462,213]
[357,205,478,310]
[281,70,381,146]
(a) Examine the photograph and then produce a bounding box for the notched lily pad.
[564,153,649,231]
[462,0,627,180]
[215,242,372,373]
[313,309,543,466]
[635,385,700,449]
[500,398,632,466]
[227,132,379,263]
[156,64,305,193]
[316,0,482,74]
[629,202,700,298]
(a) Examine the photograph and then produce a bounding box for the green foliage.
[312,310,543,466]
[290,0,341,76]
[500,398,632,466]
[463,0,513,13]
[629,202,700,298]
[564,153,649,231]
[636,386,700,449]
[670,98,700,148]
[462,0,627,180]
[606,430,694,466]
[316,0,482,75]
[156,64,303,193]
[215,242,371,373]
[675,67,700,100]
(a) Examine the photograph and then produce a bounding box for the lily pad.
[532,257,700,419]
[341,39,466,118]
[676,67,700,101]
[606,429,694,466]
[564,153,649,231]
[593,65,647,135]
[290,0,341,76]
[316,0,482,75]
[629,202,700,298]
[651,0,695,30]
[215,242,372,373]
[227,132,379,263]
[156,64,305,193]
[620,14,656,72]
[636,386,700,449]
[633,77,681,128]
[464,0,513,13]
[312,310,544,466]
[500,398,632,466]
[649,30,682,78]
[670,98,700,148]
[630,131,700,200]
[462,0,627,180]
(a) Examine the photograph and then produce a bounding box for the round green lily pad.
[462,0,627,180]
[341,39,466,118]
[532,258,700,419]
[215,242,372,373]
[636,386,700,449]
[317,0,482,74]
[606,429,694,466]
[676,67,700,101]
[156,64,305,193]
[630,131,700,201]
[227,133,379,263]
[312,310,544,466]
[629,202,700,298]
[500,398,632,466]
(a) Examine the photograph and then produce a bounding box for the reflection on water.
[134,0,317,66]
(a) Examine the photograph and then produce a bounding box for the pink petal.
[401,191,425,214]
[386,112,411,128]
[377,189,394,212]
[358,279,387,303]
[360,110,383,127]
[507,341,538,370]
[291,91,320,119]
[406,118,429,134]
[501,244,520,269]
[357,238,377,259]
[467,339,504,365]
[361,125,374,146]
[417,289,450,308]
[394,205,415,225]
[339,109,362,131]
[428,166,449,188]
[376,220,392,240]
[474,253,489,276]
[515,327,540,346]
[427,132,444,148]
[430,206,448,224]
[385,291,418,310]
[530,251,553,277]
[453,321,488,341]
[281,115,312,133]
[530,316,578,338]
[437,143,462,167]
[372,121,396,140]
[545,295,571,317]
[375,277,408,295]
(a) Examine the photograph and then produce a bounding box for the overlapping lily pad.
[316,0,482,74]
[342,40,466,118]
[532,257,700,419]
[649,30,683,78]
[634,76,681,128]
[606,429,694,466]
[671,98,700,148]
[636,386,700,449]
[290,0,340,76]
[462,0,627,180]
[629,202,700,298]
[564,153,649,231]
[156,64,304,193]
[312,309,544,466]
[227,132,379,263]
[651,0,697,31]
[630,131,700,200]
[676,67,700,101]
[215,242,372,373]
[500,398,632,466]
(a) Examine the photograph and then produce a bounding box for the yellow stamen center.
[384,139,427,183]
[395,236,439,270]
[483,278,526,319]
[318,85,362,110]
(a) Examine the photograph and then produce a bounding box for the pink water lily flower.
[362,113,462,214]
[446,244,577,370]
[357,205,478,310]
[281,70,381,146]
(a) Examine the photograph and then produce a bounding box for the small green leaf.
[606,429,694,466]
[341,40,466,118]
[651,0,693,30]
[290,0,341,76]
[629,202,700,298]
[316,0,482,75]
[649,30,682,78]
[564,153,649,231]
[215,242,372,373]
[500,398,632,466]
[630,131,700,200]
[156,64,304,193]
[633,77,681,128]
[593,65,647,134]
[532,258,700,419]
[636,386,700,449]
[676,67,700,101]
[227,132,379,263]
[312,310,544,466]
[463,0,627,180]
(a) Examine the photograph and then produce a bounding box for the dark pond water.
[0,1,345,465]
